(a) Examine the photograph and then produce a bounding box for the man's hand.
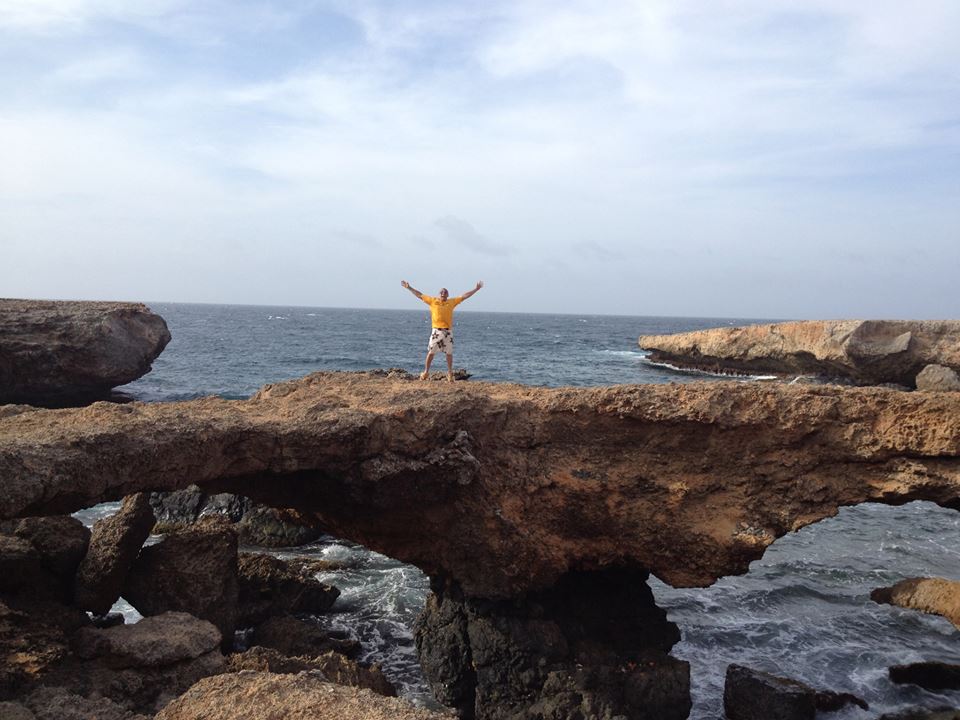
[462,281,484,300]
[401,280,410,289]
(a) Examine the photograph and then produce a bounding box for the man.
[401,280,483,382]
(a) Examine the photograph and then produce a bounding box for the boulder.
[871,577,960,629]
[721,664,867,720]
[0,299,170,406]
[916,364,960,392]
[251,614,360,658]
[638,319,960,386]
[0,516,90,602]
[890,662,960,691]
[75,493,155,614]
[149,486,206,530]
[45,612,226,714]
[19,686,150,720]
[153,671,451,720]
[71,611,222,667]
[227,646,395,696]
[236,506,324,547]
[723,664,816,720]
[237,552,339,626]
[122,519,238,649]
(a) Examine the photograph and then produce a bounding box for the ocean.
[78,302,960,719]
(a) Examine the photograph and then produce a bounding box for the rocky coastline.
[1,302,959,719]
[638,319,960,388]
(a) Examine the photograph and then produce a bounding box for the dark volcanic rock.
[416,568,690,720]
[236,506,323,547]
[122,519,238,649]
[237,552,339,626]
[723,664,816,720]
[75,493,155,615]
[251,614,360,658]
[0,516,90,602]
[0,299,170,406]
[879,709,960,720]
[890,662,960,691]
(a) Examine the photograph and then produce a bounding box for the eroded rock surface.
[153,671,450,720]
[75,493,155,614]
[0,299,170,406]
[122,519,238,648]
[638,320,960,386]
[871,577,960,630]
[917,364,960,392]
[2,372,959,598]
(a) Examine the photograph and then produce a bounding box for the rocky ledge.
[2,371,959,718]
[0,299,170,406]
[3,371,958,595]
[638,319,960,386]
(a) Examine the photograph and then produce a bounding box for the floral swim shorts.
[427,328,454,356]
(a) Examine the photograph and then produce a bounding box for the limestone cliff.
[638,319,960,386]
[2,371,958,598]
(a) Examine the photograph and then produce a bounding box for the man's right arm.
[401,280,424,299]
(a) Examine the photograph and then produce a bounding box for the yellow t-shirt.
[421,295,464,328]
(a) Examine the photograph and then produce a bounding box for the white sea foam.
[641,357,777,382]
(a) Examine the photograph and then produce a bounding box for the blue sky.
[1,0,958,318]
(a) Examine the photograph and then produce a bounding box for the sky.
[1,0,958,318]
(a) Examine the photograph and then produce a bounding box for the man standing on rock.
[401,280,483,382]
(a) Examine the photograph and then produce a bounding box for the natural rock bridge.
[3,371,959,718]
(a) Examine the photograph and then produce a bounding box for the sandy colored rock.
[75,493,155,614]
[1,371,959,597]
[916,364,960,392]
[871,577,960,629]
[154,671,451,720]
[0,299,170,405]
[22,686,149,720]
[227,646,395,696]
[638,319,960,386]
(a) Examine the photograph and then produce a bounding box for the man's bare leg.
[446,353,454,382]
[421,353,435,380]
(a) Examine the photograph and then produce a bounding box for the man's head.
[439,288,449,300]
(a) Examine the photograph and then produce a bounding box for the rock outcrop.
[2,371,959,718]
[3,372,959,597]
[890,662,960,691]
[75,493,155,614]
[917,364,960,392]
[871,577,960,629]
[237,552,339,626]
[638,320,960,386]
[153,671,449,720]
[0,299,170,406]
[122,519,239,649]
[723,664,867,720]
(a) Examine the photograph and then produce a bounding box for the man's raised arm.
[460,280,484,300]
[401,280,424,299]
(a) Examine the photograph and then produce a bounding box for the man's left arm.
[459,280,484,301]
